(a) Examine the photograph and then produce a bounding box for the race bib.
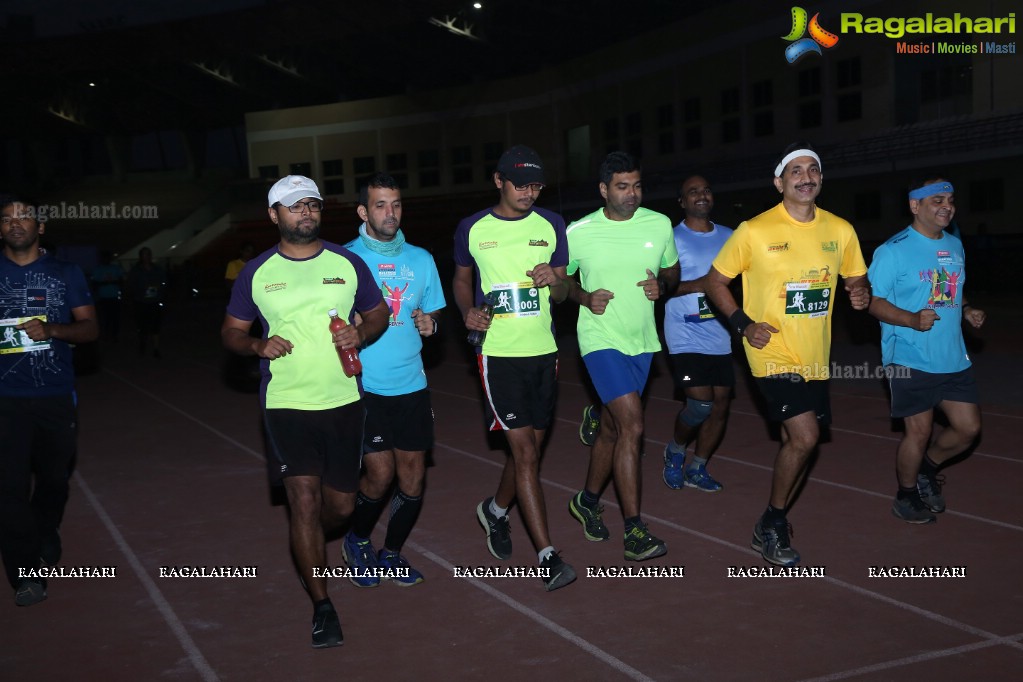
[784,282,830,318]
[491,281,541,319]
[0,316,51,354]
[684,294,716,323]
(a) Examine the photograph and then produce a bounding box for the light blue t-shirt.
[664,221,733,355]
[346,232,446,395]
[868,226,970,373]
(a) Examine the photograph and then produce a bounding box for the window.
[483,141,503,164]
[721,118,740,143]
[658,131,675,155]
[798,68,821,96]
[324,178,344,195]
[657,103,674,128]
[752,80,773,108]
[322,159,343,176]
[386,153,407,171]
[683,97,701,123]
[418,149,440,188]
[753,111,774,137]
[417,149,439,168]
[836,57,862,89]
[289,162,311,176]
[685,126,702,150]
[451,145,472,165]
[353,156,375,174]
[626,111,642,136]
[451,145,472,185]
[258,165,279,180]
[720,88,740,115]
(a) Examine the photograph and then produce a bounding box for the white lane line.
[797,631,1023,682]
[103,369,265,462]
[74,474,219,682]
[403,540,655,682]
[102,370,647,680]
[436,441,1023,671]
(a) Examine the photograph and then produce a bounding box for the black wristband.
[729,309,755,336]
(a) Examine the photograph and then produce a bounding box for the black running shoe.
[476,497,512,559]
[311,605,343,649]
[540,551,577,592]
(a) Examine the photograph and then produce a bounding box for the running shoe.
[14,578,47,607]
[891,495,937,524]
[378,550,425,587]
[751,518,800,567]
[623,522,667,561]
[916,472,946,513]
[662,447,685,489]
[341,532,381,587]
[579,404,601,446]
[476,497,512,560]
[683,463,723,492]
[311,604,343,648]
[568,491,609,541]
[540,551,577,592]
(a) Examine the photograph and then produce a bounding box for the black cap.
[496,145,545,185]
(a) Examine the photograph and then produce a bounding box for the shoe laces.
[765,520,794,546]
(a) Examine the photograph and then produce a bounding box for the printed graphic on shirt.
[920,264,962,308]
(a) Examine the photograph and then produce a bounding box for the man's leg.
[29,395,76,567]
[314,483,354,648]
[504,427,552,552]
[693,385,732,460]
[376,449,427,586]
[342,451,393,587]
[752,410,818,567]
[0,398,45,604]
[914,400,980,514]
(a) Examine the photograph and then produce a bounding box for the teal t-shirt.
[567,207,679,356]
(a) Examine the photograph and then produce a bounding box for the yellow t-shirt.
[712,203,866,379]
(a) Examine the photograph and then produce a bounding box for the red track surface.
[3,298,1020,681]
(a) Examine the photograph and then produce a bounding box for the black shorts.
[889,365,979,418]
[478,352,557,431]
[263,402,363,492]
[362,389,434,453]
[668,352,735,390]
[753,374,832,426]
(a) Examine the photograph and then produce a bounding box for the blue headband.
[908,182,954,200]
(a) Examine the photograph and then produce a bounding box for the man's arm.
[453,263,492,333]
[657,262,680,298]
[351,301,390,348]
[221,314,294,358]
[704,266,777,349]
[843,275,871,310]
[563,272,614,315]
[526,263,570,304]
[18,304,99,344]
[868,297,939,331]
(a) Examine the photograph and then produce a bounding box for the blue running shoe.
[662,447,685,489]
[683,464,723,492]
[341,532,381,587]
[378,550,424,587]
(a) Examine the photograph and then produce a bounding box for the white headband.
[774,149,821,177]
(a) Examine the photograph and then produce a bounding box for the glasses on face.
[503,176,544,192]
[285,200,323,213]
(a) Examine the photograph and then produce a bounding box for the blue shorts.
[582,350,654,404]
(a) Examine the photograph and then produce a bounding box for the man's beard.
[280,220,320,245]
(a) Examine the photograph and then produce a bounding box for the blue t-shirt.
[0,252,93,397]
[345,232,446,396]
[868,226,970,373]
[664,221,733,355]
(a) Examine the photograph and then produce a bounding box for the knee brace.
[679,400,713,427]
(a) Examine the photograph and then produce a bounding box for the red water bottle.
[328,308,362,377]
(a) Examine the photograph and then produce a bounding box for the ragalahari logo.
[782,6,839,63]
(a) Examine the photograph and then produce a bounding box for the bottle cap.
[328,308,338,316]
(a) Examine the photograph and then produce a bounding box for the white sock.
[538,546,555,563]
[489,499,508,518]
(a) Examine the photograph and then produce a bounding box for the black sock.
[353,492,386,539]
[897,485,918,501]
[313,598,334,613]
[581,489,600,508]
[762,505,786,525]
[919,456,939,478]
[624,516,643,533]
[384,490,423,552]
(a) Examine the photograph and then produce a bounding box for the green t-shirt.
[567,207,679,356]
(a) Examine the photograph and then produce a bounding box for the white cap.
[268,175,322,208]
